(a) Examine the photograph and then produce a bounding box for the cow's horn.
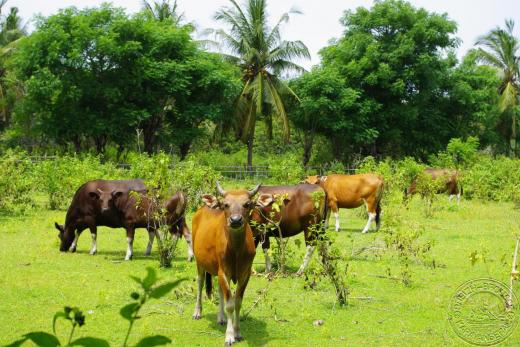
[216,181,227,196]
[249,183,262,196]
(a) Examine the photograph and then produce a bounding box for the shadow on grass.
[203,312,270,346]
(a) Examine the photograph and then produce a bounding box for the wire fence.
[15,156,358,180]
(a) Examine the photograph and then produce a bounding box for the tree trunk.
[303,131,314,167]
[179,141,191,160]
[143,115,162,155]
[247,133,254,172]
[94,135,107,154]
[116,144,125,161]
[73,135,81,153]
[511,110,517,158]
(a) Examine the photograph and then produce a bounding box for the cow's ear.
[54,222,64,232]
[256,194,274,208]
[319,176,328,182]
[202,194,219,209]
[88,191,99,200]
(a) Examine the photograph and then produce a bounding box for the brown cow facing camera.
[191,182,266,346]
[54,179,193,261]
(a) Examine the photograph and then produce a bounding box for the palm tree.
[0,0,27,123]
[142,0,184,25]
[213,0,310,169]
[475,19,520,157]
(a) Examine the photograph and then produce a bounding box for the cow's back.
[323,174,383,208]
[65,179,147,229]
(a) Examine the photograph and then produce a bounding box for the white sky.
[11,0,520,70]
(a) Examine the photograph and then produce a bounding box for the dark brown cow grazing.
[304,174,384,233]
[250,184,327,274]
[405,168,462,204]
[54,179,193,260]
[192,182,265,346]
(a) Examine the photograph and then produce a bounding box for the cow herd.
[53,168,461,345]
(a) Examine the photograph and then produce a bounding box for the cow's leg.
[457,193,461,205]
[125,227,135,261]
[218,272,235,346]
[297,244,316,275]
[233,274,250,342]
[330,201,340,231]
[193,266,205,320]
[89,226,97,255]
[145,229,155,256]
[362,198,377,234]
[262,237,271,272]
[449,194,455,202]
[182,224,194,261]
[217,283,226,325]
[324,206,331,230]
[69,230,81,253]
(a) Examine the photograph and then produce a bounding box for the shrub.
[269,154,305,184]
[0,150,35,213]
[34,155,123,210]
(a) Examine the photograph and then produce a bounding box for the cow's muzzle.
[229,215,244,228]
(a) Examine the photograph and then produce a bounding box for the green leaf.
[130,275,142,285]
[149,279,187,299]
[23,332,60,347]
[142,267,157,290]
[71,337,110,347]
[4,338,27,347]
[135,335,172,347]
[52,311,69,334]
[120,302,140,321]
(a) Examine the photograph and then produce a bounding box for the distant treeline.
[0,0,516,165]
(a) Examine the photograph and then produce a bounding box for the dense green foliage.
[8,4,240,156]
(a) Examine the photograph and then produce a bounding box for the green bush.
[269,153,305,184]
[0,150,35,213]
[34,155,123,210]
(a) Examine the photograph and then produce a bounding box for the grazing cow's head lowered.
[54,222,73,252]
[89,189,123,213]
[202,182,265,229]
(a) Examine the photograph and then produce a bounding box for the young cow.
[304,173,384,233]
[192,182,267,346]
[405,168,462,204]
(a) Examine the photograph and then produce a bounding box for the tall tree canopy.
[475,19,520,157]
[213,0,310,168]
[311,0,460,159]
[10,4,240,155]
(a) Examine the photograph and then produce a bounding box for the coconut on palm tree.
[213,0,310,169]
[475,19,520,157]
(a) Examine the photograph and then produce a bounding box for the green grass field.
[1,197,520,346]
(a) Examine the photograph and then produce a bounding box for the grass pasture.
[1,197,520,346]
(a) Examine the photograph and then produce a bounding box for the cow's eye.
[243,201,252,208]
[223,203,230,208]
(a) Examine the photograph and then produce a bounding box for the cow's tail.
[375,179,384,227]
[205,272,212,298]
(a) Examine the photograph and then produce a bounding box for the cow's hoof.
[125,256,132,261]
[193,312,202,320]
[217,318,226,326]
[234,335,243,342]
[296,270,304,277]
[225,336,235,346]
[188,256,194,262]
[361,230,368,234]
[70,247,77,253]
[89,249,97,255]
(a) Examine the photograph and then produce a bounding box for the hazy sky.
[11,0,520,69]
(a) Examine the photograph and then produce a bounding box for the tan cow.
[405,168,462,203]
[191,182,268,346]
[304,173,384,233]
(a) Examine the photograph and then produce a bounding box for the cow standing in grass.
[304,174,384,233]
[191,182,265,346]
[250,184,327,274]
[54,179,193,260]
[405,168,462,204]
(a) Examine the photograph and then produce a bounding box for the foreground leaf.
[149,279,187,299]
[71,337,110,347]
[120,302,140,321]
[142,267,157,290]
[23,332,60,347]
[135,335,172,347]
